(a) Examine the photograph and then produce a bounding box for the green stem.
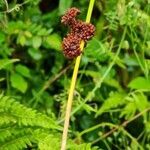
[79,122,116,137]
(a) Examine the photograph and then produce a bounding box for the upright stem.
[60,0,95,150]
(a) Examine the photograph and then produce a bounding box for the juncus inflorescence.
[61,7,95,59]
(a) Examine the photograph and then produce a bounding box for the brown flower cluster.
[62,33,81,59]
[61,7,95,59]
[61,7,80,26]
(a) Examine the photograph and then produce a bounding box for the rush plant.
[60,0,95,149]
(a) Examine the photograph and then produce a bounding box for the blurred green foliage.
[0,0,150,149]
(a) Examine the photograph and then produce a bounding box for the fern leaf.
[0,130,33,150]
[68,142,94,150]
[96,92,126,117]
[0,94,61,149]
[120,92,149,120]
[0,94,60,130]
[38,134,60,150]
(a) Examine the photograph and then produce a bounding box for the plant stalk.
[60,0,95,150]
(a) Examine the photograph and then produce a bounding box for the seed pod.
[61,7,80,26]
[71,20,95,41]
[61,7,95,59]
[62,33,81,59]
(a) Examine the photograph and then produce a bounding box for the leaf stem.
[60,0,95,150]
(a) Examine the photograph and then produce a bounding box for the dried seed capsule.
[71,20,95,41]
[61,7,95,59]
[61,7,80,26]
[81,23,95,41]
[62,33,82,59]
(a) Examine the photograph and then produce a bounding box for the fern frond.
[0,133,33,150]
[96,92,126,116]
[68,141,98,150]
[0,94,60,130]
[120,92,149,119]
[0,94,94,149]
[0,126,34,150]
[0,94,61,149]
[38,133,61,150]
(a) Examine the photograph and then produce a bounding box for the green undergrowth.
[0,0,150,149]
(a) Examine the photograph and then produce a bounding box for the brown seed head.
[61,7,95,59]
[71,20,95,41]
[61,7,80,26]
[62,33,81,59]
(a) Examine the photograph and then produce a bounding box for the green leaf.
[96,92,126,117]
[121,40,129,49]
[0,32,5,44]
[28,48,42,60]
[32,36,42,49]
[0,78,5,82]
[24,31,32,38]
[0,59,19,70]
[120,92,149,120]
[59,0,73,15]
[38,134,60,150]
[104,78,122,91]
[133,92,149,112]
[18,35,26,46]
[128,77,150,90]
[82,103,96,114]
[68,142,93,150]
[15,64,31,78]
[123,54,139,66]
[10,73,28,93]
[110,52,126,69]
[84,38,106,61]
[37,28,48,36]
[45,34,61,51]
[80,70,101,80]
[120,101,136,119]
[80,70,122,90]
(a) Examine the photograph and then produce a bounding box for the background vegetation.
[0,0,150,149]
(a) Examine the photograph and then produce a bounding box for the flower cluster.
[61,7,80,26]
[62,33,81,59]
[61,7,95,59]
